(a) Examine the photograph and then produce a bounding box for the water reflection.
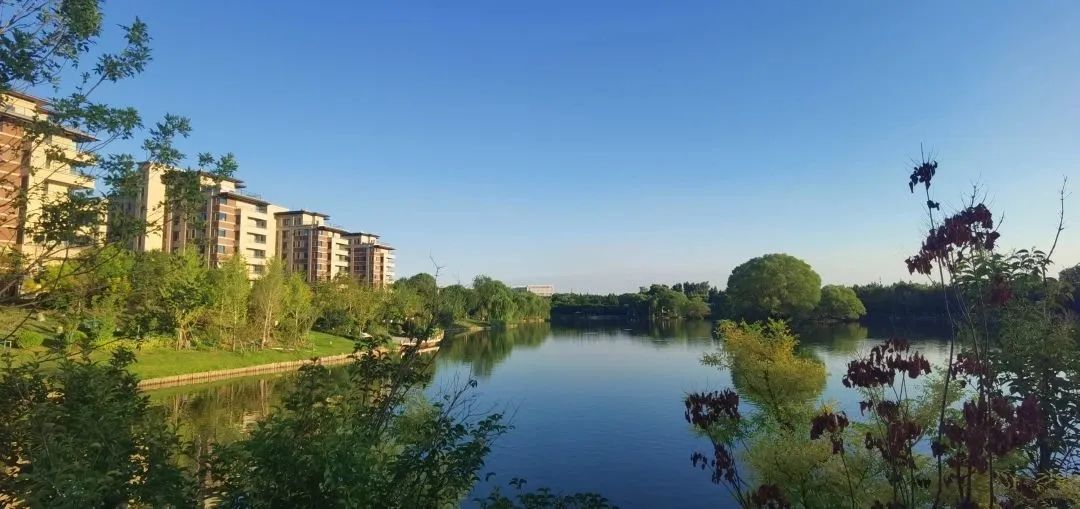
[150,375,291,467]
[440,321,718,379]
[794,322,869,353]
[439,324,551,378]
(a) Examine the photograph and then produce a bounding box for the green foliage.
[278,273,317,347]
[203,254,252,350]
[726,253,822,320]
[0,349,193,507]
[313,275,389,338]
[708,320,826,426]
[815,285,867,322]
[1060,263,1080,314]
[14,329,43,348]
[550,282,715,321]
[249,258,287,349]
[960,250,1080,474]
[476,479,616,509]
[158,249,211,349]
[851,281,953,321]
[208,344,507,507]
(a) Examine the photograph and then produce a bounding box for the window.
[220,196,228,204]
[250,264,265,275]
[216,245,225,254]
[251,218,267,228]
[217,212,228,221]
[250,249,266,259]
[252,233,266,243]
[172,231,179,242]
[218,228,227,237]
[257,204,268,213]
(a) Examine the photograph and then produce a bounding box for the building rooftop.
[276,209,330,219]
[345,231,380,238]
[195,170,244,186]
[217,191,271,206]
[317,224,351,235]
[1,91,97,142]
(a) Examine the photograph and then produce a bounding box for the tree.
[681,297,712,319]
[396,272,438,308]
[278,273,316,347]
[158,249,209,349]
[815,285,867,322]
[726,253,822,320]
[1060,263,1080,314]
[437,284,475,326]
[0,348,193,506]
[204,255,252,350]
[249,258,287,349]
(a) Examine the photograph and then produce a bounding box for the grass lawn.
[125,331,357,379]
[5,330,358,380]
[449,318,490,330]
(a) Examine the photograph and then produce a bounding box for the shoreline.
[139,338,442,391]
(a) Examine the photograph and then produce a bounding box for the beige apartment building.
[0,92,99,267]
[114,165,398,286]
[275,210,353,282]
[111,163,287,278]
[346,232,395,288]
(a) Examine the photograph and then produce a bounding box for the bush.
[15,330,44,349]
[815,285,867,322]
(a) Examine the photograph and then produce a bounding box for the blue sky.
[89,1,1078,292]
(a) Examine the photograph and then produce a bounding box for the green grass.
[0,307,63,340]
[5,330,357,380]
[125,331,356,379]
[449,318,490,330]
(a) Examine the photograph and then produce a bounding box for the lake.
[149,320,951,508]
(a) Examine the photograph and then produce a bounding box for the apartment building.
[111,163,287,278]
[0,92,98,265]
[346,232,395,288]
[276,210,351,282]
[514,285,555,298]
[111,164,398,285]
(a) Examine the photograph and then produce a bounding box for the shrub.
[15,330,44,349]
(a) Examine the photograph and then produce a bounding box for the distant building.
[514,285,555,298]
[275,210,351,282]
[346,232,395,288]
[110,164,396,285]
[110,163,287,279]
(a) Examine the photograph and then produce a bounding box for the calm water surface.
[151,320,950,508]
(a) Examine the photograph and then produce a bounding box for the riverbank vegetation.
[551,257,868,324]
[5,245,545,359]
[685,160,1080,507]
[394,273,550,329]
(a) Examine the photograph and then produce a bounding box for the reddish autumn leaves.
[842,338,932,389]
[905,160,1001,276]
[809,410,850,454]
[684,389,740,429]
[905,203,1001,276]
